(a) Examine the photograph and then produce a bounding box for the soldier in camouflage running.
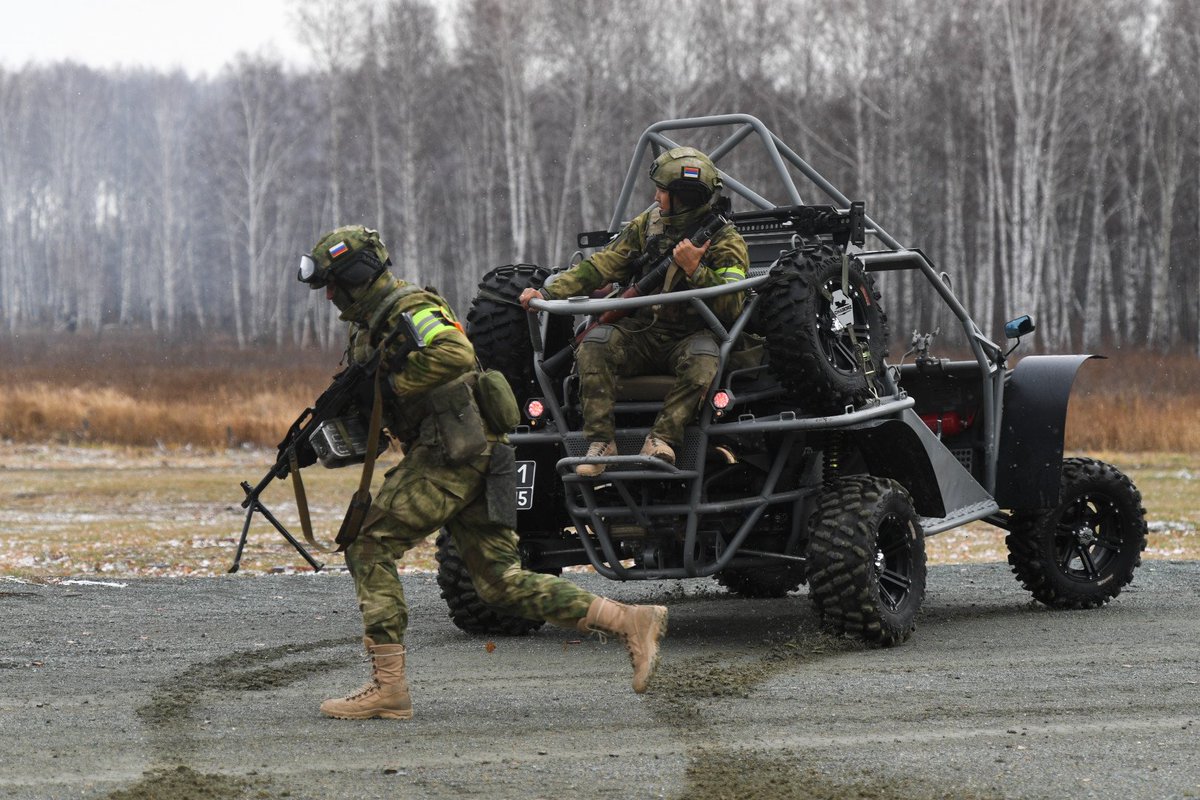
[298,225,668,720]
[520,147,748,474]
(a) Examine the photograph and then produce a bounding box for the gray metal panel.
[851,409,993,521]
[994,355,1096,510]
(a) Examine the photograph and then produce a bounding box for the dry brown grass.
[1067,351,1200,452]
[0,332,332,448]
[2,333,1197,452]
[1,334,1192,579]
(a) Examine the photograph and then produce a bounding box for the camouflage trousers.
[576,320,720,446]
[344,441,596,645]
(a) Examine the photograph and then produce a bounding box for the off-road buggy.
[440,114,1147,646]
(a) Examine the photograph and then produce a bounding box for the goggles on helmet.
[297,254,330,287]
[297,247,385,289]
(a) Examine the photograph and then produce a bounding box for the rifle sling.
[287,447,327,552]
[278,296,412,560]
[335,367,385,552]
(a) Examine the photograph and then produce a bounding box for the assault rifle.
[540,199,733,378]
[229,311,424,573]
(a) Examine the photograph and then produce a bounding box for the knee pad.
[581,324,615,345]
[687,335,720,358]
[577,325,618,373]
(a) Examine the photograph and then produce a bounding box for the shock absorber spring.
[822,431,845,484]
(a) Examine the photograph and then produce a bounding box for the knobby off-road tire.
[715,565,806,598]
[756,244,889,414]
[466,264,572,408]
[1005,457,1147,609]
[434,530,545,636]
[806,476,926,646]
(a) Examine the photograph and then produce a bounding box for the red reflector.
[525,399,545,419]
[711,391,731,410]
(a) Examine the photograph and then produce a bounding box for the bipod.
[229,480,325,574]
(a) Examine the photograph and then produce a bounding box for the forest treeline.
[1,0,1198,355]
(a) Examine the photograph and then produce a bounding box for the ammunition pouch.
[476,369,520,434]
[422,373,488,465]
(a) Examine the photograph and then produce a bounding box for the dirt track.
[2,562,1199,800]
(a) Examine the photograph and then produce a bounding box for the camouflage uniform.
[544,205,749,446]
[340,271,596,645]
[309,226,667,718]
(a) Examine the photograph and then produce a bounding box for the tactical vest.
[636,209,733,330]
[348,283,473,443]
[638,210,677,280]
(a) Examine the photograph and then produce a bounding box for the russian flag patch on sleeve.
[682,165,701,179]
[328,241,349,259]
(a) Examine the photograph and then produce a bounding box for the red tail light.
[919,411,974,437]
[711,391,732,418]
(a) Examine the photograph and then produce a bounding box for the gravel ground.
[2,562,1199,800]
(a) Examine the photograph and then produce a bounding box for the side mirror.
[1004,315,1035,339]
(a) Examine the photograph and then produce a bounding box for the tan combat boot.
[640,436,675,465]
[319,637,413,720]
[576,440,617,477]
[579,597,668,693]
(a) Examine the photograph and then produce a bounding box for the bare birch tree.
[1,0,1199,356]
[0,69,33,331]
[208,59,298,346]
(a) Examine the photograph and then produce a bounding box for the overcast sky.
[0,0,310,77]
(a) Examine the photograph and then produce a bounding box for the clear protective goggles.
[297,254,329,287]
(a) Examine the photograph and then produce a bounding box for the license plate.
[515,460,536,510]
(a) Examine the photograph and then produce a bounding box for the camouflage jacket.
[542,205,748,333]
[340,272,474,442]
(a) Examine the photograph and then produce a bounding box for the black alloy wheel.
[1006,457,1147,609]
[805,475,926,646]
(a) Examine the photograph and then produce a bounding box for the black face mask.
[330,283,360,312]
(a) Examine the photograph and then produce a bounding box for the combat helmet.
[298,225,390,289]
[648,146,723,211]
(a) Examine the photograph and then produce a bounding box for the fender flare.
[994,354,1098,510]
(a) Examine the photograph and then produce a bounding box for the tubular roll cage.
[516,114,1006,580]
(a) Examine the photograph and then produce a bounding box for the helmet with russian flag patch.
[648,146,722,210]
[298,225,390,289]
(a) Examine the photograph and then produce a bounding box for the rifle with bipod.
[229,311,423,572]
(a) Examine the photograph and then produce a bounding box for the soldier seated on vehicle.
[520,147,748,475]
